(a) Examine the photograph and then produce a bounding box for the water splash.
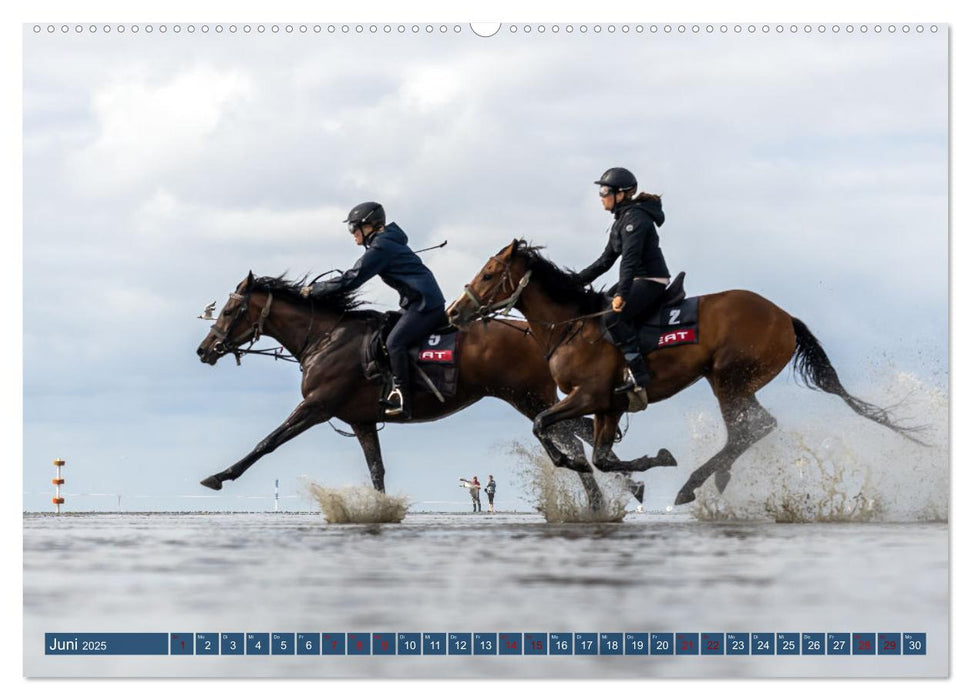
[689,368,948,523]
[303,480,410,524]
[504,440,629,523]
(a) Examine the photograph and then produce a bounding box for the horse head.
[447,239,531,327]
[196,271,262,365]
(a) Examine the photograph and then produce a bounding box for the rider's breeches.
[604,279,667,353]
[386,306,447,384]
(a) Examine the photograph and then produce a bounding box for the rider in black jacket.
[573,168,671,394]
[301,202,446,419]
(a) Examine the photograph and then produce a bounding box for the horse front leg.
[590,411,678,473]
[201,400,327,490]
[540,417,606,512]
[351,422,386,492]
[531,389,600,469]
[506,397,606,512]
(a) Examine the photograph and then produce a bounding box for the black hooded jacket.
[575,195,670,299]
[309,222,445,311]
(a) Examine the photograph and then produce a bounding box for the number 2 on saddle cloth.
[603,273,700,353]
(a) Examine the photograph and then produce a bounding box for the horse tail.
[790,317,928,445]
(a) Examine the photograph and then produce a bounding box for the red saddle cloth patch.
[418,348,453,363]
[657,328,697,348]
[416,332,458,364]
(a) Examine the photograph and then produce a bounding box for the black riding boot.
[614,351,652,394]
[381,379,412,420]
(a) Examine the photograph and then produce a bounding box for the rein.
[461,257,611,358]
[210,290,343,367]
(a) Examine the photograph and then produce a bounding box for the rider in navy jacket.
[302,202,445,419]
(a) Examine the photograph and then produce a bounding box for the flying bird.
[197,301,216,321]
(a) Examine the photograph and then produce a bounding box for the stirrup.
[383,386,405,416]
[615,369,649,412]
[614,368,644,394]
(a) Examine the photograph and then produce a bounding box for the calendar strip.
[44,632,926,656]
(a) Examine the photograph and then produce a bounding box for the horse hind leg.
[675,393,777,505]
[590,412,678,474]
[715,399,777,493]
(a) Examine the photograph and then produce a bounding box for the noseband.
[460,256,532,320]
[209,291,274,365]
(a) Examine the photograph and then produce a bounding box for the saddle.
[604,272,701,352]
[361,312,461,400]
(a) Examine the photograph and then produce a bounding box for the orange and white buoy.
[52,459,66,513]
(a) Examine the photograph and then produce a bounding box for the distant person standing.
[469,476,481,513]
[485,475,496,513]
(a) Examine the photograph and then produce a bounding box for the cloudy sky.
[21,23,947,512]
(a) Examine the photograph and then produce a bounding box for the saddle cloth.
[362,312,460,397]
[636,296,700,352]
[603,272,701,353]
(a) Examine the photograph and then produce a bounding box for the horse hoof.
[656,448,677,467]
[200,476,223,491]
[630,481,645,504]
[714,469,732,494]
[674,488,695,506]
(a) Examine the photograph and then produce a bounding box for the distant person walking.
[485,475,496,513]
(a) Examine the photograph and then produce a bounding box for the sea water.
[23,511,947,678]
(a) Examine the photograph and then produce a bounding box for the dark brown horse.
[447,240,924,505]
[196,272,654,504]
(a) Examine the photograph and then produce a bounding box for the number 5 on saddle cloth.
[603,272,701,353]
[361,312,460,402]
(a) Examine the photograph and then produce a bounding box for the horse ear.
[508,239,520,256]
[246,270,254,287]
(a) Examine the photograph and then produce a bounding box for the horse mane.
[511,241,605,313]
[249,274,369,316]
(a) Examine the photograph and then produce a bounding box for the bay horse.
[446,240,924,505]
[195,272,660,505]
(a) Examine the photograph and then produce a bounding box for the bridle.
[208,287,345,366]
[459,255,532,320]
[457,252,613,361]
[209,291,275,365]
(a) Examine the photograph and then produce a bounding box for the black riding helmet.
[343,201,386,231]
[594,167,637,193]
